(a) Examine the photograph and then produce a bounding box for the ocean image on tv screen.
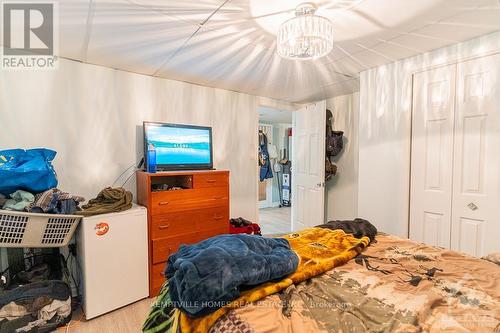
[146,126,211,165]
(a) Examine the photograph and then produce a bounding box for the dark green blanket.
[143,282,176,333]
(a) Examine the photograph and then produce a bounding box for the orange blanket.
[177,228,370,333]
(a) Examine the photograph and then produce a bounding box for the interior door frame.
[258,123,274,209]
[255,100,300,224]
[407,49,500,238]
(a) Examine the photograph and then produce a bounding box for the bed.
[145,232,500,333]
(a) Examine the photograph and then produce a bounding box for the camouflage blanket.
[209,234,500,333]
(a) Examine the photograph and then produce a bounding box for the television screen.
[143,122,213,171]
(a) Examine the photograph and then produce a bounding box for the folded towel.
[166,234,299,318]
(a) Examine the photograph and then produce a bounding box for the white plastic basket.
[0,210,81,248]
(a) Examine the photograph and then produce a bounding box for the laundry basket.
[0,210,81,248]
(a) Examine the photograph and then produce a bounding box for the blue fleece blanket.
[165,234,299,318]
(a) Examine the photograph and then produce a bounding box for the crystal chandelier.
[277,3,334,60]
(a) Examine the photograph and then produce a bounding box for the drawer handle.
[158,224,170,230]
[213,215,224,220]
[158,201,169,206]
[206,179,217,183]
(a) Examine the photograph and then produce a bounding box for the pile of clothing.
[80,187,132,216]
[0,188,85,215]
[0,280,72,333]
[229,217,261,236]
[144,218,378,333]
[0,186,133,217]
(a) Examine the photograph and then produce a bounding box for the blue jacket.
[165,234,298,317]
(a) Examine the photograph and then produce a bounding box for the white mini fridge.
[77,205,149,319]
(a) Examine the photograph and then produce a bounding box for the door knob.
[467,203,478,211]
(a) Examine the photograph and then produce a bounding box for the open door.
[292,101,326,231]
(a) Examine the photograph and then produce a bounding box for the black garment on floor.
[0,280,69,308]
[316,218,377,242]
[0,280,71,333]
[230,217,253,227]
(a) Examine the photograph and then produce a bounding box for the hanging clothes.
[325,109,344,181]
[258,131,273,181]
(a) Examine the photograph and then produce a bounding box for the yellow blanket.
[177,228,371,333]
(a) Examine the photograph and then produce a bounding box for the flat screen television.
[143,122,213,171]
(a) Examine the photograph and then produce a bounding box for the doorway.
[258,107,293,235]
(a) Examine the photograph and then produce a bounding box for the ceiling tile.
[368,42,424,63]
[85,0,198,75]
[154,27,276,91]
[387,33,449,56]
[285,78,360,103]
[58,0,93,59]
[415,24,493,45]
[437,8,500,31]
[123,0,227,25]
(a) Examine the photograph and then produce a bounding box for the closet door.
[410,65,456,248]
[451,54,500,257]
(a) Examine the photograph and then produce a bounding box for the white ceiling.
[52,0,500,103]
[259,106,293,123]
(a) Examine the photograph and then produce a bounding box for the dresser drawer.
[152,238,179,265]
[150,227,227,296]
[151,212,198,239]
[152,233,199,264]
[195,207,229,232]
[193,173,229,188]
[151,263,166,296]
[151,187,228,215]
[196,226,229,242]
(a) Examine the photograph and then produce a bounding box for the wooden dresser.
[136,170,230,296]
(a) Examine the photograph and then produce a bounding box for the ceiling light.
[276,2,334,60]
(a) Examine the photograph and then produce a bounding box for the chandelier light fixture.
[277,2,334,60]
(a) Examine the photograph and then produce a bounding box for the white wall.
[0,58,296,222]
[325,92,359,221]
[358,31,500,237]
